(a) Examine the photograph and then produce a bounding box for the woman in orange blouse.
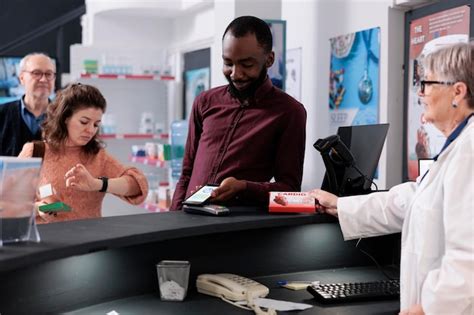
[19,83,148,223]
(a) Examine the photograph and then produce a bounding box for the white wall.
[281,0,321,191]
[282,0,405,191]
[171,6,215,51]
[93,14,173,49]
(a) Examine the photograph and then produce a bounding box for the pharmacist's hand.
[65,164,99,192]
[211,177,246,202]
[399,304,424,315]
[309,189,338,217]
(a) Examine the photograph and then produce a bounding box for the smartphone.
[183,184,219,206]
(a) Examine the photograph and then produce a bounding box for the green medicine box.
[39,202,72,212]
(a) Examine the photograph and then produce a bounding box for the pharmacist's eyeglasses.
[23,70,56,81]
[418,80,455,94]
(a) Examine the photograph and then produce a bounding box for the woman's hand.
[309,189,339,217]
[65,164,101,192]
[35,197,59,222]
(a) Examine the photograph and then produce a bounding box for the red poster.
[406,5,470,180]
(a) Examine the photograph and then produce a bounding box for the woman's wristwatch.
[98,176,108,192]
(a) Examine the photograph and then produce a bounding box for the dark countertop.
[0,209,399,314]
[0,209,334,272]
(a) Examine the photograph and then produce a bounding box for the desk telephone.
[196,273,269,301]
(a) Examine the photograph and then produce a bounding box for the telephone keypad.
[229,275,258,287]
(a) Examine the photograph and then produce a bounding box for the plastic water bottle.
[170,120,188,181]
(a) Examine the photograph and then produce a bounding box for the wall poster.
[406,5,470,180]
[184,67,210,120]
[328,27,380,133]
[285,47,302,102]
[265,19,286,91]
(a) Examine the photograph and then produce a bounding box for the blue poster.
[265,20,286,91]
[329,27,380,132]
[185,67,209,119]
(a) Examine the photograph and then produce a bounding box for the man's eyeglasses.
[23,70,56,81]
[418,80,455,94]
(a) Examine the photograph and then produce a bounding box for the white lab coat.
[337,117,474,314]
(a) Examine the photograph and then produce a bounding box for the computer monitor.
[320,123,389,196]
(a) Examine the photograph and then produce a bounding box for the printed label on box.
[269,191,316,213]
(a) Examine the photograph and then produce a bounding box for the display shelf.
[80,73,175,81]
[141,202,169,212]
[100,133,169,140]
[129,156,169,168]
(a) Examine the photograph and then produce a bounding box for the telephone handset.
[196,273,269,301]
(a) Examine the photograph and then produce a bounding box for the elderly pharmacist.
[311,42,474,315]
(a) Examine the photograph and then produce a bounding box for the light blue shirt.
[20,96,46,135]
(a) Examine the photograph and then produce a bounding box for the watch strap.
[98,176,108,192]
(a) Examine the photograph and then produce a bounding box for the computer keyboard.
[307,279,400,303]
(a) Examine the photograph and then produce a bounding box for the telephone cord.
[220,296,252,310]
[219,296,277,315]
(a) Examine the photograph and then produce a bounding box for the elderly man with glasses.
[0,52,56,156]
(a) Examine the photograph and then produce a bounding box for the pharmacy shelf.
[129,156,169,168]
[80,73,175,81]
[101,133,169,140]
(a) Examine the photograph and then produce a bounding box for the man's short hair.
[19,52,55,72]
[223,16,273,53]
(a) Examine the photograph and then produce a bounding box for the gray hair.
[19,52,55,72]
[422,42,474,108]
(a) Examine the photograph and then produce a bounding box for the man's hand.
[210,177,247,202]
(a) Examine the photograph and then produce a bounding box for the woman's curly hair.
[42,83,107,155]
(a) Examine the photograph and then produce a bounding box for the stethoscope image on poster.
[358,29,378,105]
[328,27,380,132]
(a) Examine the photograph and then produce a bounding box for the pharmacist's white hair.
[422,41,474,108]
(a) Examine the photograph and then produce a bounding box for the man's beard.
[226,66,267,100]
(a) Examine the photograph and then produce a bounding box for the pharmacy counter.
[0,209,400,314]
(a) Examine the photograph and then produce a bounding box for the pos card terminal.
[183,204,230,216]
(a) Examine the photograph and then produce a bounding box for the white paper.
[39,184,54,199]
[254,298,313,311]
